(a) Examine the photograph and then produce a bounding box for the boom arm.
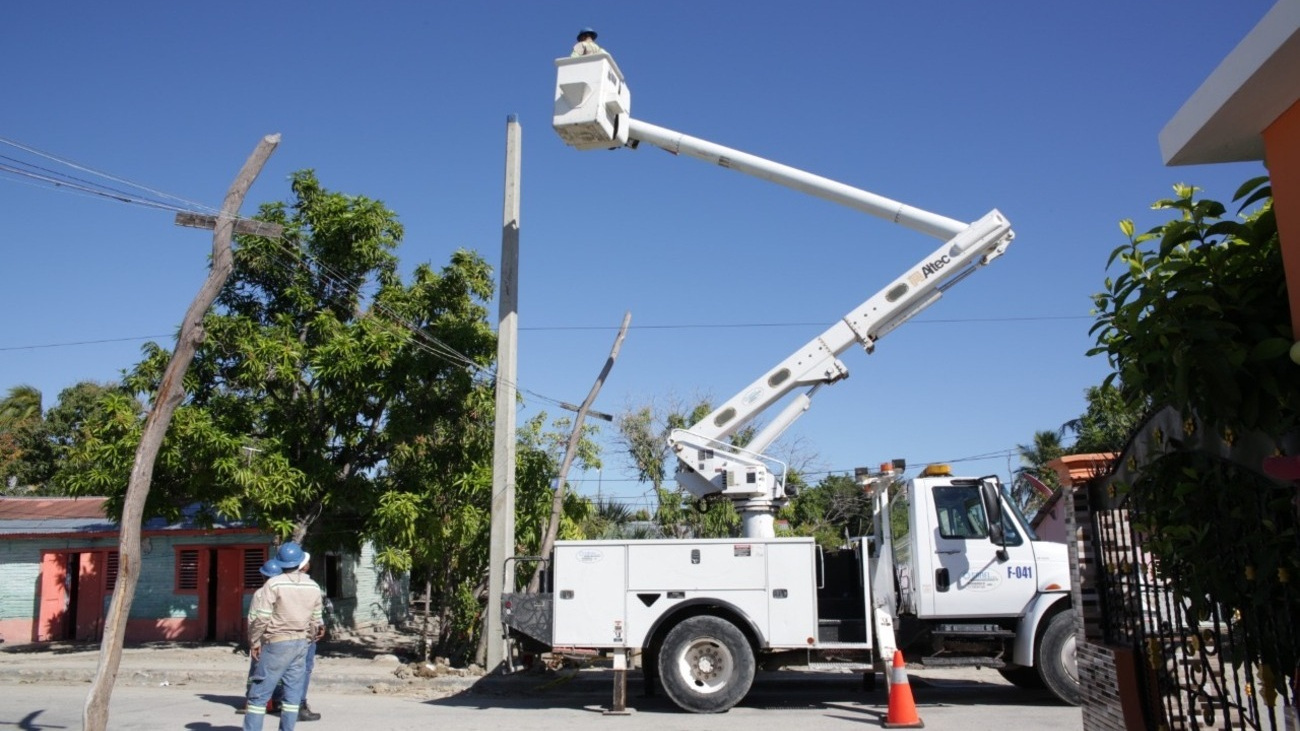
[554,54,1014,537]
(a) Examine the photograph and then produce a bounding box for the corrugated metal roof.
[0,497,255,536]
[0,496,110,520]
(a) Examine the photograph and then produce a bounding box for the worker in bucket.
[570,27,602,57]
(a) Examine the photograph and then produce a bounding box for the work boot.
[297,702,322,722]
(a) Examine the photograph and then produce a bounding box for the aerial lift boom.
[554,54,1014,538]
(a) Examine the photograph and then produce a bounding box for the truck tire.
[1035,610,1081,705]
[657,616,755,713]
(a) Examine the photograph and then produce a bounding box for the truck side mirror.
[980,480,1008,559]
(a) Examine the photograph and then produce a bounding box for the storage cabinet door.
[553,544,628,646]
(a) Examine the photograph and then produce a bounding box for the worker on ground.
[570,27,602,57]
[243,541,323,731]
[237,557,283,716]
[273,552,324,722]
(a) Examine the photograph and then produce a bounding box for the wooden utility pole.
[485,115,520,672]
[529,311,631,592]
[83,134,280,731]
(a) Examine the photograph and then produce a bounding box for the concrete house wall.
[0,498,408,645]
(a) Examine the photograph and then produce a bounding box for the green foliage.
[1091,178,1287,434]
[1093,178,1297,676]
[574,497,662,539]
[615,399,740,538]
[62,170,506,544]
[1063,382,1149,454]
[377,406,601,663]
[58,171,537,662]
[0,384,42,426]
[652,487,740,538]
[1017,429,1065,483]
[785,473,873,550]
[37,170,610,664]
[1008,430,1065,513]
[1121,451,1298,673]
[0,385,44,490]
[2,382,128,495]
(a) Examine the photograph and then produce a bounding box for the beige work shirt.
[571,40,603,57]
[247,571,324,648]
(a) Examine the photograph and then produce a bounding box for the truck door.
[924,482,1038,617]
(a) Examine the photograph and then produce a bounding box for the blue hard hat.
[259,558,283,578]
[274,541,304,569]
[577,27,597,41]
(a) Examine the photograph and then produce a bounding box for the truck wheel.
[1036,611,1081,705]
[657,616,755,713]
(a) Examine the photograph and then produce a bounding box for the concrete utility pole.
[83,134,281,731]
[485,114,521,672]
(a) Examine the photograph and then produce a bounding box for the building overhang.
[1160,0,1300,165]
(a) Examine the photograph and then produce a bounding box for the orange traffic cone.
[883,650,924,728]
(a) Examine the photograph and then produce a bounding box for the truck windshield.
[1003,488,1039,542]
[932,484,1030,546]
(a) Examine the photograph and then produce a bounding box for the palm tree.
[583,497,635,539]
[1,385,43,492]
[0,385,42,429]
[1016,429,1064,477]
[1012,429,1065,511]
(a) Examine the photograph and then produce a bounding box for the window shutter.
[105,551,120,592]
[243,548,267,589]
[177,549,200,591]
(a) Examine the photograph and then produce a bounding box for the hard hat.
[259,558,283,578]
[577,27,597,41]
[274,541,304,569]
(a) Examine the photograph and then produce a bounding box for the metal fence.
[1091,497,1298,729]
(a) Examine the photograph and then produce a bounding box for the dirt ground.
[0,623,500,700]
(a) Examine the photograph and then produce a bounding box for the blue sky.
[1,2,1274,510]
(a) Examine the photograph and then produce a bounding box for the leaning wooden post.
[528,311,632,594]
[82,134,281,731]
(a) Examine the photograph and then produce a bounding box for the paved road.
[0,670,1082,731]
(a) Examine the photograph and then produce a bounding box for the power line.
[0,335,173,352]
[0,135,264,227]
[521,315,1092,331]
[0,135,215,215]
[1,315,1092,352]
[0,162,183,212]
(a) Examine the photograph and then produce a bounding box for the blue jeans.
[270,640,316,703]
[244,639,308,731]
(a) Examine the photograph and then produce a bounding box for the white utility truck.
[501,53,1079,713]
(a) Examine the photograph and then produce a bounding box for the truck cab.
[877,464,1077,701]
[892,465,1070,619]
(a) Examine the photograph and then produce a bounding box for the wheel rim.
[670,635,734,694]
[1060,632,1078,685]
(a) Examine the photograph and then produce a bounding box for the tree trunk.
[528,312,631,592]
[82,134,280,731]
[421,576,433,663]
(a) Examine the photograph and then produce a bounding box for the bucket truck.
[501,53,1079,713]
